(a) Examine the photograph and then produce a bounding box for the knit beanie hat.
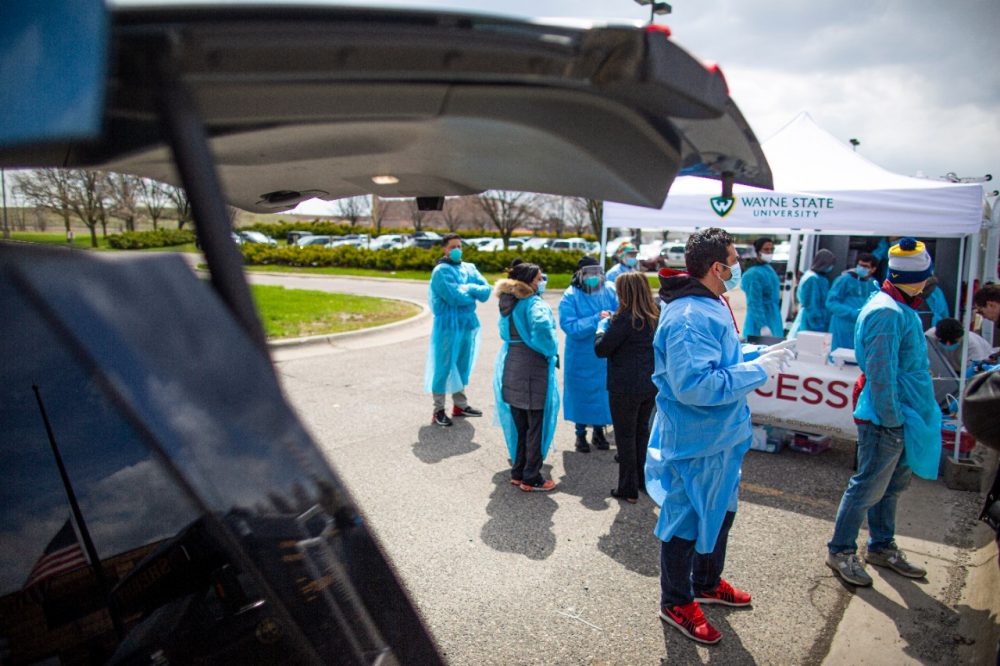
[887,237,933,284]
[810,248,836,273]
[577,255,599,271]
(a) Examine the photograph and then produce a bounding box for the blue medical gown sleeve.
[857,309,903,427]
[559,287,618,338]
[664,326,768,407]
[826,276,859,319]
[430,264,480,307]
[927,288,949,327]
[798,273,830,331]
[741,265,783,335]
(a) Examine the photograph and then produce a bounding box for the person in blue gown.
[648,227,793,644]
[826,252,880,351]
[917,275,950,328]
[827,238,940,586]
[424,233,491,427]
[606,242,639,284]
[494,261,560,492]
[559,256,617,452]
[789,249,835,337]
[740,237,784,337]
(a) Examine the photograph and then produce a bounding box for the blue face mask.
[537,280,547,295]
[723,260,742,291]
[854,265,869,278]
[448,248,462,263]
[584,275,601,288]
[941,341,961,351]
[820,265,834,273]
[624,256,638,268]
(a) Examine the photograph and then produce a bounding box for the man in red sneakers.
[648,229,789,644]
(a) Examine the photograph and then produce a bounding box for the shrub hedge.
[107,228,197,249]
[240,244,587,274]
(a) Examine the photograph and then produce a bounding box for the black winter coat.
[594,314,656,395]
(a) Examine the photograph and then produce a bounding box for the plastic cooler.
[940,423,976,458]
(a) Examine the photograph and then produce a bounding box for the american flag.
[23,519,88,588]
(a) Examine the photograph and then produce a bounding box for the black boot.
[592,428,610,450]
[575,432,591,453]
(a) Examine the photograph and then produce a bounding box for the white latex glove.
[760,326,772,336]
[764,339,797,355]
[751,348,794,377]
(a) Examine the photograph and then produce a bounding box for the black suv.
[0,4,770,664]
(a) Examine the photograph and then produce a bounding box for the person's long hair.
[613,272,659,331]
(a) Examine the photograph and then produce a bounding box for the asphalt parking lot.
[253,272,997,665]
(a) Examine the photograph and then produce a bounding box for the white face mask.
[759,253,774,263]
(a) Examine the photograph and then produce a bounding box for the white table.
[747,358,862,440]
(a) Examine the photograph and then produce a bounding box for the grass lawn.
[7,231,112,249]
[251,283,421,339]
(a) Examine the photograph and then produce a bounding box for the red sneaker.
[694,579,752,607]
[519,479,556,492]
[659,601,721,645]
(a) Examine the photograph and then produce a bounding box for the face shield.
[578,264,605,289]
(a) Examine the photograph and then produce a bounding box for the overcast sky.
[294,0,999,185]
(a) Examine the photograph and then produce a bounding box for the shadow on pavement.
[558,448,619,512]
[597,501,660,577]
[480,469,557,560]
[412,420,481,464]
[858,567,990,663]
[659,604,756,664]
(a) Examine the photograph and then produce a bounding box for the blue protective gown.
[923,287,949,327]
[826,272,879,351]
[854,290,942,479]
[494,295,561,461]
[423,260,491,394]
[789,270,830,337]
[645,292,769,553]
[559,284,618,424]
[741,262,784,337]
[605,262,636,285]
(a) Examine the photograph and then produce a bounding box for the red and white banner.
[748,361,862,439]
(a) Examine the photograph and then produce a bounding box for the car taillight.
[644,24,672,38]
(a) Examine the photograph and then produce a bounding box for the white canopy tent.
[603,112,993,457]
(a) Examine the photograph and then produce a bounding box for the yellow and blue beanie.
[887,237,933,284]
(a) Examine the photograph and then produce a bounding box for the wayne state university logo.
[710,196,735,218]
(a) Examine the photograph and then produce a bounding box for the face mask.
[624,256,638,268]
[584,275,601,288]
[723,260,742,291]
[536,280,547,295]
[854,265,870,278]
[759,253,773,263]
[448,248,462,263]
[941,341,961,351]
[819,265,833,273]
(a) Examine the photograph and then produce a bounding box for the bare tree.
[476,190,538,248]
[12,168,74,232]
[405,199,428,232]
[438,198,464,232]
[371,195,386,236]
[566,197,589,236]
[106,173,143,232]
[585,198,603,238]
[165,185,193,229]
[139,178,170,230]
[59,170,110,247]
[337,196,370,228]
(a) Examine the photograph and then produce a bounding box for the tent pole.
[954,232,966,320]
[782,232,801,329]
[982,198,1000,343]
[953,231,979,461]
[600,221,609,272]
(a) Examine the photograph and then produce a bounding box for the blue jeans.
[828,422,913,554]
[660,511,735,607]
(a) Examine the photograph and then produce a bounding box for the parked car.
[550,237,591,251]
[295,234,333,247]
[285,229,314,245]
[371,234,409,250]
[327,234,370,248]
[0,3,770,663]
[662,243,687,268]
[237,230,278,246]
[520,237,552,251]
